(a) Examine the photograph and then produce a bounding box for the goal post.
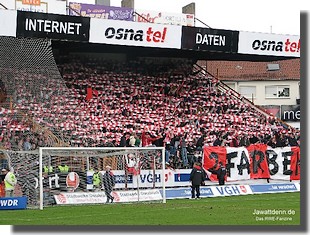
[38,147,166,210]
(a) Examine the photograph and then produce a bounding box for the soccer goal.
[37,147,166,210]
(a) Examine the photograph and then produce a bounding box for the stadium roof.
[51,40,298,62]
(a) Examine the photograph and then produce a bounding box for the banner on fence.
[203,144,300,182]
[46,145,300,192]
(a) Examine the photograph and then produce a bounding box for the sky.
[71,0,309,36]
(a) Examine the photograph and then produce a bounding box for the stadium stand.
[0,41,300,168]
[1,55,295,169]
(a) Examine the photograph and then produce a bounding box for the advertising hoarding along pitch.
[0,196,27,210]
[250,183,299,193]
[16,10,90,41]
[54,189,162,204]
[89,18,182,49]
[181,26,239,53]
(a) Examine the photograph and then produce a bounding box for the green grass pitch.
[0,192,300,225]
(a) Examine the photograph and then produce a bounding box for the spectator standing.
[17,139,24,151]
[208,162,227,185]
[217,162,227,185]
[180,133,188,168]
[128,133,136,147]
[141,131,161,147]
[196,134,206,151]
[119,132,130,147]
[2,137,11,149]
[57,163,69,173]
[102,165,115,203]
[92,169,102,192]
[164,142,171,164]
[189,162,206,199]
[239,134,250,147]
[23,136,32,151]
[187,141,196,168]
[213,135,223,147]
[230,134,239,147]
[276,131,288,147]
[287,131,299,146]
[267,135,277,148]
[249,133,259,144]
[213,132,229,147]
[134,132,142,147]
[0,170,5,197]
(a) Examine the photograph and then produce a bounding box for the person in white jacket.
[1,168,17,197]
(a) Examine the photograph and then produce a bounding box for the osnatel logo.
[104,26,167,43]
[252,38,300,53]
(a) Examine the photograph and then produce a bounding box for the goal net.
[1,147,166,209]
[0,36,69,147]
[38,147,166,209]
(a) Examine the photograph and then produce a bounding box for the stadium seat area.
[0,55,300,166]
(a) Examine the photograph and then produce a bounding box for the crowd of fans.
[0,55,300,169]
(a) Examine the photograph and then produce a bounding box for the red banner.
[290,146,300,180]
[203,146,227,181]
[203,146,226,169]
[247,144,270,179]
[86,87,93,101]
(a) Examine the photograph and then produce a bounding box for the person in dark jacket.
[196,134,205,151]
[217,162,226,185]
[287,132,299,146]
[102,165,115,203]
[208,162,227,185]
[189,162,206,199]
